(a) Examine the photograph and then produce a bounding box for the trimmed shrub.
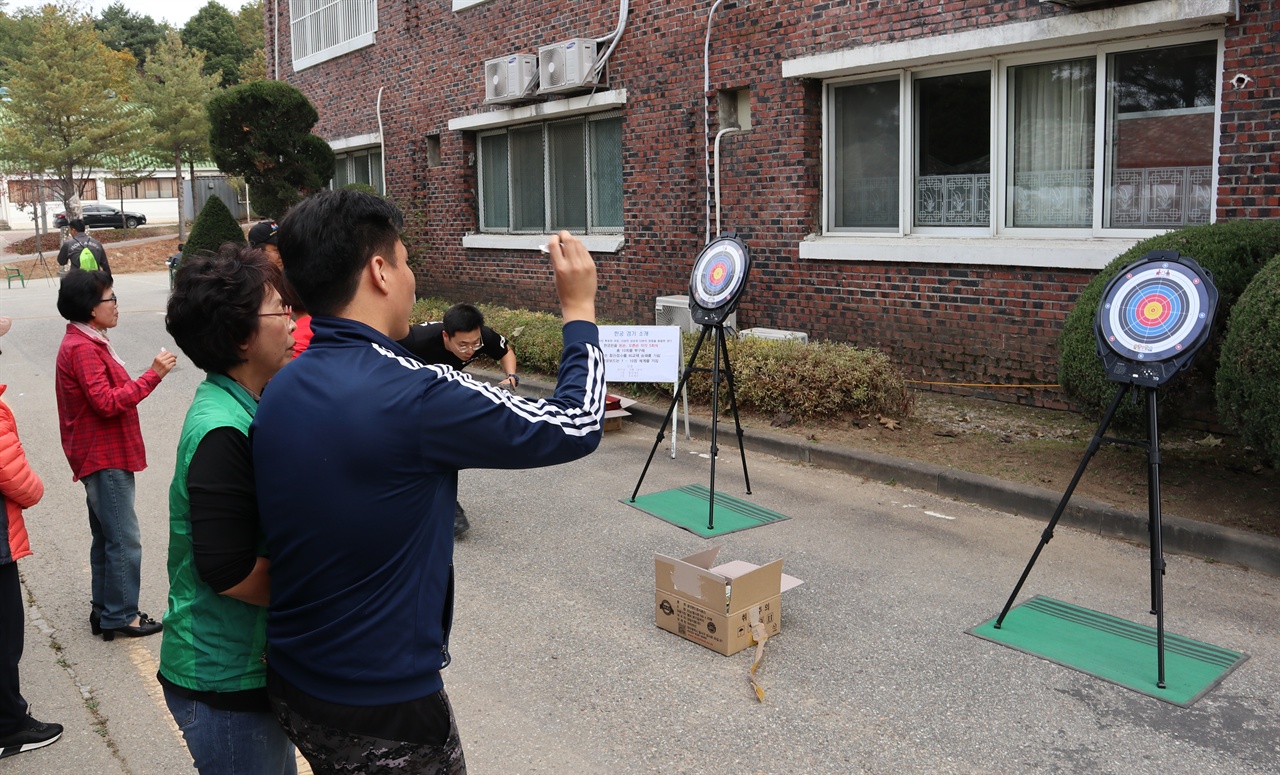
[1058,220,1280,428]
[1216,252,1280,465]
[682,334,910,420]
[341,183,381,197]
[407,298,910,420]
[182,196,246,259]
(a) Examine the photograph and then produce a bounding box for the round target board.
[688,236,751,326]
[690,236,749,312]
[1098,254,1214,363]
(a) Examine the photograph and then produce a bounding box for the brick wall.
[270,0,1278,409]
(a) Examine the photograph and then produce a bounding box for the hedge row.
[1057,220,1280,430]
[408,298,910,421]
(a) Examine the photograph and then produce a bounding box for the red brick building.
[266,0,1277,407]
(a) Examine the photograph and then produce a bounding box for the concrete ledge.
[485,369,1280,577]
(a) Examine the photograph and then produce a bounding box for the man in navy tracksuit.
[251,190,605,773]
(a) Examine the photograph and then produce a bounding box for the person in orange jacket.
[0,316,64,761]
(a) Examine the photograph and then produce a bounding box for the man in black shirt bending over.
[398,303,519,538]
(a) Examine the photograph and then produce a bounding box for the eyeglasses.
[95,295,118,306]
[454,342,483,353]
[258,305,293,319]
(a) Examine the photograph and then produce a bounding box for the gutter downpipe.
[703,0,725,244]
[376,87,387,195]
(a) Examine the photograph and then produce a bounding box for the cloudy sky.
[15,0,245,28]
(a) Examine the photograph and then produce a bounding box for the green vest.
[158,373,268,693]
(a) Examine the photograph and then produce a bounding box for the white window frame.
[290,0,378,71]
[451,90,628,252]
[476,111,623,236]
[824,32,1221,238]
[330,145,384,195]
[789,0,1232,268]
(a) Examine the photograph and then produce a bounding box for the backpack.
[75,238,99,271]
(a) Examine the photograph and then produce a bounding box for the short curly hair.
[166,246,284,374]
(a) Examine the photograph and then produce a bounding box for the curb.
[492,369,1280,577]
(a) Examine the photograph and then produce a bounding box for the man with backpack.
[56,219,110,275]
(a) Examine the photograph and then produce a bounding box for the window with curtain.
[1105,41,1216,228]
[915,71,991,228]
[478,112,624,234]
[824,37,1216,236]
[1007,58,1096,228]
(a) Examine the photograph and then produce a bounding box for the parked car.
[53,204,147,230]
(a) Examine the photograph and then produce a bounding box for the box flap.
[713,560,805,594]
[723,559,783,613]
[655,548,728,609]
[604,408,632,419]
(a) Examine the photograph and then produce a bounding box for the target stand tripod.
[994,250,1219,689]
[631,321,752,530]
[630,235,753,531]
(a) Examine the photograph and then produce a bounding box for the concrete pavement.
[1,272,1277,774]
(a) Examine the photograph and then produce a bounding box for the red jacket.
[1,385,43,564]
[54,324,161,481]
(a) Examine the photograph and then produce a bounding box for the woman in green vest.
[159,246,297,774]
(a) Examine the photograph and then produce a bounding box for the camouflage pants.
[270,688,466,774]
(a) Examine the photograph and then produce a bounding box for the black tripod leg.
[717,323,752,495]
[631,327,710,502]
[1145,388,1167,689]
[995,384,1130,628]
[706,327,724,531]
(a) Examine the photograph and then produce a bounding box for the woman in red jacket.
[55,271,177,641]
[0,316,64,760]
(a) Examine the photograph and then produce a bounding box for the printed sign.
[598,326,680,383]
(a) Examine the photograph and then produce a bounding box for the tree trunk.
[175,152,187,244]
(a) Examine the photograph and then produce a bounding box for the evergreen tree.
[181,1,247,87]
[182,193,246,259]
[0,6,151,218]
[137,32,222,244]
[96,3,164,69]
[207,80,334,219]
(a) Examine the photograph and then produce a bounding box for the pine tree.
[136,33,222,244]
[208,80,334,219]
[183,194,246,259]
[0,6,151,218]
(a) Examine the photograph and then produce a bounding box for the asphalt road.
[1,272,1278,774]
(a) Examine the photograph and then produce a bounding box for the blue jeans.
[82,469,142,630]
[163,687,297,775]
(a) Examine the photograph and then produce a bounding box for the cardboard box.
[655,546,803,656]
[603,393,636,432]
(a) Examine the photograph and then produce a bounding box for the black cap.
[248,221,279,247]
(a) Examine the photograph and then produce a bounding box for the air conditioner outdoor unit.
[538,38,602,95]
[484,54,538,104]
[740,327,809,344]
[655,294,736,334]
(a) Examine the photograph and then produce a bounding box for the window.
[105,179,177,199]
[332,148,383,194]
[290,0,377,71]
[478,112,623,234]
[6,179,97,203]
[825,38,1217,237]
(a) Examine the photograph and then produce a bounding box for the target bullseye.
[1094,251,1219,387]
[1138,296,1171,327]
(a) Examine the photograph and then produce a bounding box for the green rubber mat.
[968,596,1248,707]
[624,484,790,537]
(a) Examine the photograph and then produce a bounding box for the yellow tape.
[905,381,1061,388]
